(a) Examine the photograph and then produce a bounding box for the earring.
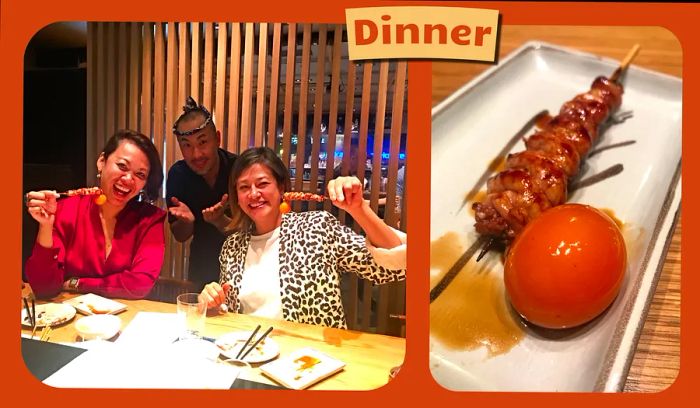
[94,171,106,205]
[280,200,291,214]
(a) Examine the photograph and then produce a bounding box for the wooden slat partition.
[117,23,127,130]
[190,23,201,104]
[308,25,327,212]
[371,61,390,334]
[166,22,183,280]
[254,23,268,147]
[226,23,241,151]
[338,60,356,225]
[86,23,408,335]
[105,23,116,148]
[281,23,297,168]
[323,25,343,213]
[215,22,228,136]
[356,61,373,332]
[153,23,169,277]
[86,22,96,182]
[267,23,282,150]
[293,24,312,212]
[203,23,214,109]
[382,61,408,336]
[340,59,357,325]
[140,23,153,141]
[177,23,190,164]
[129,23,141,130]
[240,23,255,151]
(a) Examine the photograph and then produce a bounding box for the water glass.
[176,293,207,340]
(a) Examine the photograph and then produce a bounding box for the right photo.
[430,26,681,392]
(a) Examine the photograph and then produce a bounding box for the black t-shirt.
[166,149,237,290]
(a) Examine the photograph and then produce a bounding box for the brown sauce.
[430,233,524,356]
[600,208,624,230]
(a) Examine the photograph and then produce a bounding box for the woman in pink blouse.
[24,130,166,299]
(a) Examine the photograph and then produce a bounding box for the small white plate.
[215,331,280,364]
[75,314,121,340]
[22,303,76,327]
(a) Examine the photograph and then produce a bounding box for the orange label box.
[346,6,499,61]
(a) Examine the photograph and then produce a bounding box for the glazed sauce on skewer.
[535,113,553,129]
[430,232,523,356]
[467,190,487,216]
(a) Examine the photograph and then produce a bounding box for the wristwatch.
[67,277,80,292]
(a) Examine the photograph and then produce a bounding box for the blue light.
[399,153,406,160]
[381,152,390,159]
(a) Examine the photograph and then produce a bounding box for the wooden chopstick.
[22,297,34,328]
[239,326,274,361]
[235,325,261,359]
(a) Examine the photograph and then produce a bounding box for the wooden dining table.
[432,26,681,392]
[20,293,406,390]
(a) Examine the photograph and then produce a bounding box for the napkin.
[43,341,239,389]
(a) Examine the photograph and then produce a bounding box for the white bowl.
[75,314,121,340]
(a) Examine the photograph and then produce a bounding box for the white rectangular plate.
[64,293,128,315]
[430,42,681,392]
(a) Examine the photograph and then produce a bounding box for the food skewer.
[280,191,327,214]
[56,186,103,197]
[282,192,326,202]
[471,44,640,260]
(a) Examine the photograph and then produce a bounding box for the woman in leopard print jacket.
[200,147,406,329]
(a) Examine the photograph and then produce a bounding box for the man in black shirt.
[166,97,237,290]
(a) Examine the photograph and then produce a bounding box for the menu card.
[260,347,345,389]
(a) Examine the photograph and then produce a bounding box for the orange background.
[1,0,695,406]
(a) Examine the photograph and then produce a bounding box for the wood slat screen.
[87,22,408,336]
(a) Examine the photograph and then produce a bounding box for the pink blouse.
[25,195,166,299]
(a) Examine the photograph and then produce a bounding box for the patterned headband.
[172,96,214,136]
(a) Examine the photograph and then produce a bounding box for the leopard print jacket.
[218,210,406,329]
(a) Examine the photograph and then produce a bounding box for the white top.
[239,227,283,319]
[236,224,408,320]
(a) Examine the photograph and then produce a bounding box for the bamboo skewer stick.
[611,44,641,82]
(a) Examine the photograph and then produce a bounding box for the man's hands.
[202,194,228,223]
[202,194,230,232]
[168,197,195,223]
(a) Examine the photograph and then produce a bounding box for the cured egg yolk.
[504,204,627,329]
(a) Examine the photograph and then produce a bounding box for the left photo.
[21,21,407,390]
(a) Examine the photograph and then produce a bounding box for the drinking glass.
[176,293,207,340]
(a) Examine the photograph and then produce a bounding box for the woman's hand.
[200,281,232,310]
[25,190,59,226]
[328,176,366,214]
